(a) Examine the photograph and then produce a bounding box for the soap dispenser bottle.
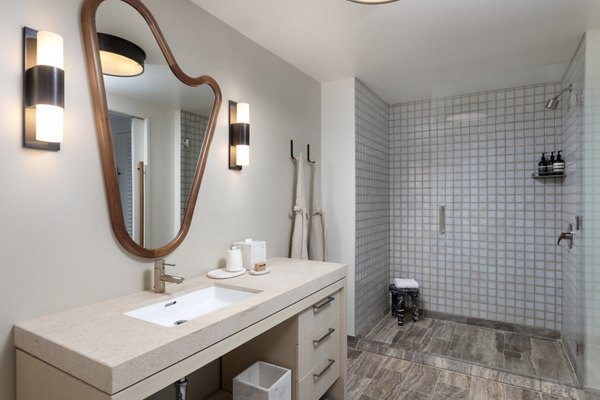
[554,151,565,175]
[538,153,547,175]
[548,152,555,175]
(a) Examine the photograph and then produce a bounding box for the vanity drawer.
[297,317,339,380]
[297,291,340,342]
[297,350,340,400]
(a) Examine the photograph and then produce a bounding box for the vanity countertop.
[14,257,346,395]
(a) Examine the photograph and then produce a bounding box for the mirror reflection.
[97,0,215,249]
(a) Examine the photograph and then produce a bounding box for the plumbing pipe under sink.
[175,377,187,400]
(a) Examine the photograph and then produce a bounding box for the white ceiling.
[191,0,600,104]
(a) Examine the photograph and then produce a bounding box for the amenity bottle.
[554,151,565,175]
[548,152,555,175]
[538,153,547,175]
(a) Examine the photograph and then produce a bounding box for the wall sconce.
[23,27,64,151]
[229,101,250,170]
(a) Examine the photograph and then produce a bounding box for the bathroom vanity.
[14,258,347,400]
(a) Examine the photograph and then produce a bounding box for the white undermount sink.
[124,285,257,327]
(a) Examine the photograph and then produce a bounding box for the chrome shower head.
[545,84,572,111]
[545,97,560,110]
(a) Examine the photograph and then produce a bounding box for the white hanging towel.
[290,153,309,259]
[309,162,328,261]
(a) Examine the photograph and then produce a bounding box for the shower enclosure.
[347,27,600,393]
[390,81,563,334]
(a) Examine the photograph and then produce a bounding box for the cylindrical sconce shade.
[37,31,63,69]
[236,103,250,124]
[236,144,250,166]
[35,104,64,143]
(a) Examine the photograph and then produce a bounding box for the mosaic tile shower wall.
[180,110,209,220]
[355,78,391,337]
[390,83,564,330]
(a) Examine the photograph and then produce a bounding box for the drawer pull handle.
[313,359,335,381]
[312,296,335,312]
[313,328,335,346]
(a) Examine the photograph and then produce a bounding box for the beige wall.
[0,0,320,398]
[321,78,356,337]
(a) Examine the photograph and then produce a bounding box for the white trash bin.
[232,361,291,400]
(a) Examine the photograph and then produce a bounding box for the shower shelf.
[531,172,566,179]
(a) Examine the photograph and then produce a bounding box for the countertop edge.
[14,259,347,394]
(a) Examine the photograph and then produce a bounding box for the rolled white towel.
[394,278,419,289]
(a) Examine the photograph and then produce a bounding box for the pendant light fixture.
[348,0,399,4]
[97,33,146,77]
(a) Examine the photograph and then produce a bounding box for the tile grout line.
[394,360,412,399]
[430,367,442,399]
[375,316,571,378]
[355,315,584,399]
[356,347,577,400]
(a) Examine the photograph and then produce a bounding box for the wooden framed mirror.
[81,0,222,258]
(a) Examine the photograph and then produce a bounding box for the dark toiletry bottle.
[548,152,555,174]
[538,153,547,175]
[554,151,565,175]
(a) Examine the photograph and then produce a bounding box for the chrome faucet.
[557,224,574,250]
[153,259,185,293]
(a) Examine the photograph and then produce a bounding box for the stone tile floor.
[365,316,576,386]
[346,315,598,400]
[347,349,565,399]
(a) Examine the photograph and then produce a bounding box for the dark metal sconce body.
[228,100,250,170]
[23,27,63,151]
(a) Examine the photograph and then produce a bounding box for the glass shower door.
[582,26,600,391]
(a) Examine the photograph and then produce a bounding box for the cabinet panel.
[17,350,109,400]
[297,351,340,400]
[222,286,345,400]
[297,317,339,380]
[298,292,340,343]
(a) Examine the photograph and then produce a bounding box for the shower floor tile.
[346,348,580,400]
[360,315,579,389]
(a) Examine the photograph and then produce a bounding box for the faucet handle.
[154,259,175,269]
[557,224,574,249]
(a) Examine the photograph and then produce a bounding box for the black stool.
[389,284,420,326]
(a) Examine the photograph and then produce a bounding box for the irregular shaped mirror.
[82,0,221,257]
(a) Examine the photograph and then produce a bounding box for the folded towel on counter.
[393,278,419,289]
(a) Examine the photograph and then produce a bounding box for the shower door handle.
[557,224,573,249]
[439,206,445,235]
